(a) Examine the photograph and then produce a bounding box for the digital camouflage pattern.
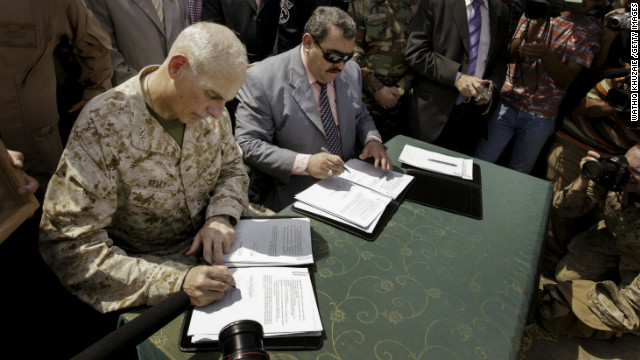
[349,0,418,96]
[348,0,419,139]
[39,66,249,313]
[553,181,640,332]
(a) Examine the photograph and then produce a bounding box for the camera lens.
[582,160,602,180]
[219,320,270,360]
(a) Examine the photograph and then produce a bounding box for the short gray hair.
[168,22,247,81]
[303,6,356,42]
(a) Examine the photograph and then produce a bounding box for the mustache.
[327,67,342,73]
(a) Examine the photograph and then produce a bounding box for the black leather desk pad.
[403,164,482,220]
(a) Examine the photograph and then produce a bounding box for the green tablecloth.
[122,135,552,360]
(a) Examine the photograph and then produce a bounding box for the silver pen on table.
[320,147,351,173]
[427,158,457,167]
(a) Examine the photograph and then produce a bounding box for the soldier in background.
[0,0,112,200]
[348,0,419,141]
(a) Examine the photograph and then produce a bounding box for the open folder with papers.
[181,267,323,351]
[179,217,323,352]
[292,159,414,241]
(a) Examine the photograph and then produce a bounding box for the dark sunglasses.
[314,40,354,64]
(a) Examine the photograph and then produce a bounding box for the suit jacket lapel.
[132,0,166,36]
[289,46,326,136]
[452,0,469,54]
[245,0,258,12]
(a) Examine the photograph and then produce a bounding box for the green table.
[122,135,553,360]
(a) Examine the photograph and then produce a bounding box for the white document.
[224,218,313,267]
[399,144,474,180]
[339,159,414,199]
[187,267,323,342]
[294,176,392,228]
[292,201,383,234]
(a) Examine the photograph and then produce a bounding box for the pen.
[428,158,456,167]
[320,147,351,173]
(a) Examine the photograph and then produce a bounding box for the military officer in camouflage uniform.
[39,22,250,313]
[348,0,419,140]
[539,145,640,338]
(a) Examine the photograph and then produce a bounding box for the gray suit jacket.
[234,45,380,211]
[85,0,188,85]
[405,0,509,142]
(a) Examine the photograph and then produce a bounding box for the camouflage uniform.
[348,0,419,140]
[543,180,640,336]
[39,66,250,313]
[0,0,112,200]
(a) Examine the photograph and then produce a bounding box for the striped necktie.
[319,83,343,157]
[456,0,483,105]
[151,0,164,23]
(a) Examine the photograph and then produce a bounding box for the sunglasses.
[314,40,354,64]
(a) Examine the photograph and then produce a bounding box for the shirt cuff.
[365,136,383,145]
[293,154,310,175]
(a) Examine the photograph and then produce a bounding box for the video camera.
[582,155,631,191]
[523,0,583,19]
[601,67,632,113]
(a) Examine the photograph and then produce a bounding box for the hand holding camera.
[455,75,492,104]
[605,8,631,30]
[474,81,493,103]
[580,150,631,192]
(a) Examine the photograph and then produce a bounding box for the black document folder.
[178,306,324,352]
[292,177,415,242]
[403,164,483,220]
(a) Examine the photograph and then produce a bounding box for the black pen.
[320,147,351,173]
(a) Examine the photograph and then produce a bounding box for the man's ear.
[167,54,189,79]
[301,33,313,51]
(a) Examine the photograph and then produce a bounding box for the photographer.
[544,65,638,266]
[539,145,640,338]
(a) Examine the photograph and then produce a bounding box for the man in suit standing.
[202,0,280,63]
[235,6,391,212]
[85,0,189,86]
[405,0,510,155]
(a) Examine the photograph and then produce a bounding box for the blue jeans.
[474,101,556,174]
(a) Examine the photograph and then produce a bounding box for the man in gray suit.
[235,6,391,212]
[85,0,189,85]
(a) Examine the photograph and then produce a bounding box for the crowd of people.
[1,0,638,357]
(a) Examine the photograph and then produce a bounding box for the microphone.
[600,67,630,79]
[72,291,191,360]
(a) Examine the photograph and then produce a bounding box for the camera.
[219,320,270,360]
[601,67,632,114]
[581,155,631,191]
[606,12,631,30]
[523,0,583,19]
[474,81,493,102]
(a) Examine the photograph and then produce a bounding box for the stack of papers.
[292,159,414,233]
[187,267,323,342]
[399,144,474,180]
[224,218,313,267]
[186,218,321,344]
